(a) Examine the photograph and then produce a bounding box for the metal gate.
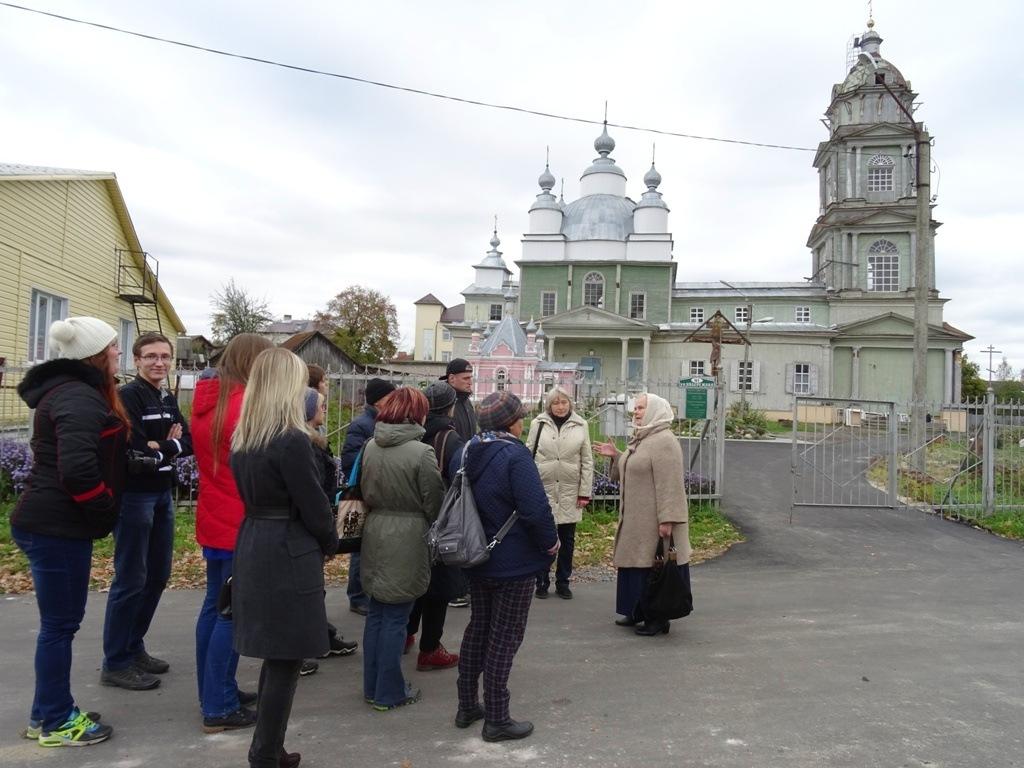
[791,397,898,509]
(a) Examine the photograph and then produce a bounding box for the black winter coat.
[12,359,128,540]
[422,411,465,487]
[340,405,377,479]
[452,392,478,441]
[119,376,193,493]
[230,430,338,660]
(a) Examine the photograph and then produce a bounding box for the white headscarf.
[627,392,674,449]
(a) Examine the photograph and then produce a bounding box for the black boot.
[634,621,670,636]
[482,719,534,742]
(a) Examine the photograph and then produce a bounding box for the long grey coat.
[360,422,445,604]
[610,424,692,567]
[525,411,594,525]
[231,430,338,660]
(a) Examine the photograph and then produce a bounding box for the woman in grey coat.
[230,349,338,768]
[359,387,445,710]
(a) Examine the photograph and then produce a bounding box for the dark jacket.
[423,411,465,487]
[340,405,378,479]
[463,435,558,580]
[360,422,445,603]
[452,391,477,441]
[12,358,128,540]
[312,440,340,506]
[230,430,338,660]
[119,376,193,493]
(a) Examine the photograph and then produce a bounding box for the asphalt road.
[1,441,1021,767]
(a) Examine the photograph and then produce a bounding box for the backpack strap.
[531,422,545,458]
[434,429,453,472]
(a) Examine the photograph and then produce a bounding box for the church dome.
[561,194,636,241]
[839,24,907,94]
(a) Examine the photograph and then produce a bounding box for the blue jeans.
[12,526,92,731]
[195,556,240,717]
[347,552,367,608]
[362,598,414,706]
[102,489,174,670]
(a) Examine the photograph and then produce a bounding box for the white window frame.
[735,305,750,325]
[793,363,812,394]
[441,328,452,342]
[119,318,137,372]
[441,351,452,363]
[495,367,508,392]
[736,360,753,391]
[689,307,705,324]
[540,290,557,318]
[628,291,646,320]
[688,360,706,377]
[795,306,811,323]
[489,303,503,321]
[28,288,69,362]
[867,153,895,192]
[867,240,900,292]
[582,272,604,308]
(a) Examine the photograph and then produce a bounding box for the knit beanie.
[48,317,117,360]
[478,391,526,432]
[424,381,457,412]
[365,378,396,406]
[304,388,321,422]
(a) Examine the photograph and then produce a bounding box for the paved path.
[1,441,1022,767]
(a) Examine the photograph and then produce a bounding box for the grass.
[1,497,742,593]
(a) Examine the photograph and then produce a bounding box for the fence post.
[715,379,725,501]
[888,401,899,508]
[983,388,996,516]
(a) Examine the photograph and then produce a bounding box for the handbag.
[639,535,693,622]
[216,576,233,619]
[336,445,368,554]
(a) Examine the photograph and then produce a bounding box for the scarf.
[626,393,674,454]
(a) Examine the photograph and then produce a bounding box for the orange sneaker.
[416,645,459,671]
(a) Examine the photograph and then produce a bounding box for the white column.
[909,231,916,288]
[642,337,651,383]
[615,264,622,316]
[854,146,862,197]
[845,149,853,199]
[851,232,859,289]
[851,346,861,399]
[548,335,556,361]
[953,350,963,403]
[944,349,954,404]
[620,337,629,381]
[566,265,573,312]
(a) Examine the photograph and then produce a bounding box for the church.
[412,21,971,417]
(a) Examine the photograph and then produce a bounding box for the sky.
[1,1,1021,377]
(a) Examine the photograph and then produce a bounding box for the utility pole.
[982,345,1003,386]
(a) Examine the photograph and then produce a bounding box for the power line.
[0,1,821,154]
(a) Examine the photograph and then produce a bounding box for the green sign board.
[678,376,715,419]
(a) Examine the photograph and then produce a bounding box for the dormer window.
[583,272,605,308]
[867,153,894,192]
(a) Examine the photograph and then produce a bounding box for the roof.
[414,293,444,306]
[264,318,316,334]
[279,330,363,362]
[561,194,635,241]
[0,162,187,334]
[461,283,508,297]
[440,303,465,323]
[479,316,530,357]
[674,282,827,299]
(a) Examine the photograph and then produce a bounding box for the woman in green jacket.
[359,387,445,710]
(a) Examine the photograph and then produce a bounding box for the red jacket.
[192,376,244,550]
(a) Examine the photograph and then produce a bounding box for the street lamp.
[859,51,932,469]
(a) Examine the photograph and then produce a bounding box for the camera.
[126,449,161,475]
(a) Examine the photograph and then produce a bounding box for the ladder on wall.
[115,248,163,335]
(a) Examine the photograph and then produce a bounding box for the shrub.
[0,439,32,499]
[175,455,199,494]
[591,468,715,497]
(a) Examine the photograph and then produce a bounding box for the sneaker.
[24,711,101,740]
[299,660,319,676]
[403,634,416,655]
[534,588,549,599]
[133,650,170,674]
[37,709,112,747]
[101,666,160,690]
[555,584,573,600]
[349,603,368,616]
[237,690,258,707]
[416,644,459,671]
[202,706,256,734]
[371,686,421,712]
[448,595,469,608]
[319,635,358,658]
[482,718,534,742]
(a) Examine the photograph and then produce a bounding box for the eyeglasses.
[139,354,173,363]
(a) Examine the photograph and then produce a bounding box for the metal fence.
[792,392,1024,517]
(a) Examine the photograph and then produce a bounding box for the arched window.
[867,239,899,292]
[583,272,604,308]
[867,153,894,192]
[495,368,508,392]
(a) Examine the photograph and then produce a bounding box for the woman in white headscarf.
[594,393,691,636]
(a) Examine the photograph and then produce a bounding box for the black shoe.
[555,584,573,600]
[349,603,368,616]
[133,650,170,674]
[202,706,256,733]
[634,621,670,636]
[299,660,319,676]
[238,689,258,707]
[482,719,534,742]
[319,635,358,658]
[448,595,469,608]
[279,748,301,768]
[614,616,637,627]
[534,588,549,599]
[454,704,485,729]
[101,666,161,690]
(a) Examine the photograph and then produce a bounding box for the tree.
[209,279,272,344]
[994,356,1015,382]
[960,355,987,400]
[315,286,399,365]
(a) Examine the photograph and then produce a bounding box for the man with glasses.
[101,332,193,690]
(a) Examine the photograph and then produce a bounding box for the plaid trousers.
[456,575,535,725]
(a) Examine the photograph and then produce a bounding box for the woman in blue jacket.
[455,391,559,743]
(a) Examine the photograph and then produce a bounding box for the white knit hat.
[48,317,118,360]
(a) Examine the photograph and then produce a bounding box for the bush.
[591,468,716,497]
[725,401,769,438]
[0,440,32,499]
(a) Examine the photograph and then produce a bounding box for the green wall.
[519,264,568,320]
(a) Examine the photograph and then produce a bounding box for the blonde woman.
[230,348,338,768]
[525,386,593,599]
[594,393,691,636]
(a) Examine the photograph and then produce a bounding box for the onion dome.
[525,317,537,333]
[594,123,615,156]
[582,123,625,179]
[643,162,662,191]
[538,163,556,192]
[536,324,546,339]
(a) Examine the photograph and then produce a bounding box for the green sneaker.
[23,711,101,740]
[37,709,112,747]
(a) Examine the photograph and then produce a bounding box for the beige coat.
[610,424,692,567]
[526,411,594,525]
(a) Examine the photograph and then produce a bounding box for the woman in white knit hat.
[11,317,129,747]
